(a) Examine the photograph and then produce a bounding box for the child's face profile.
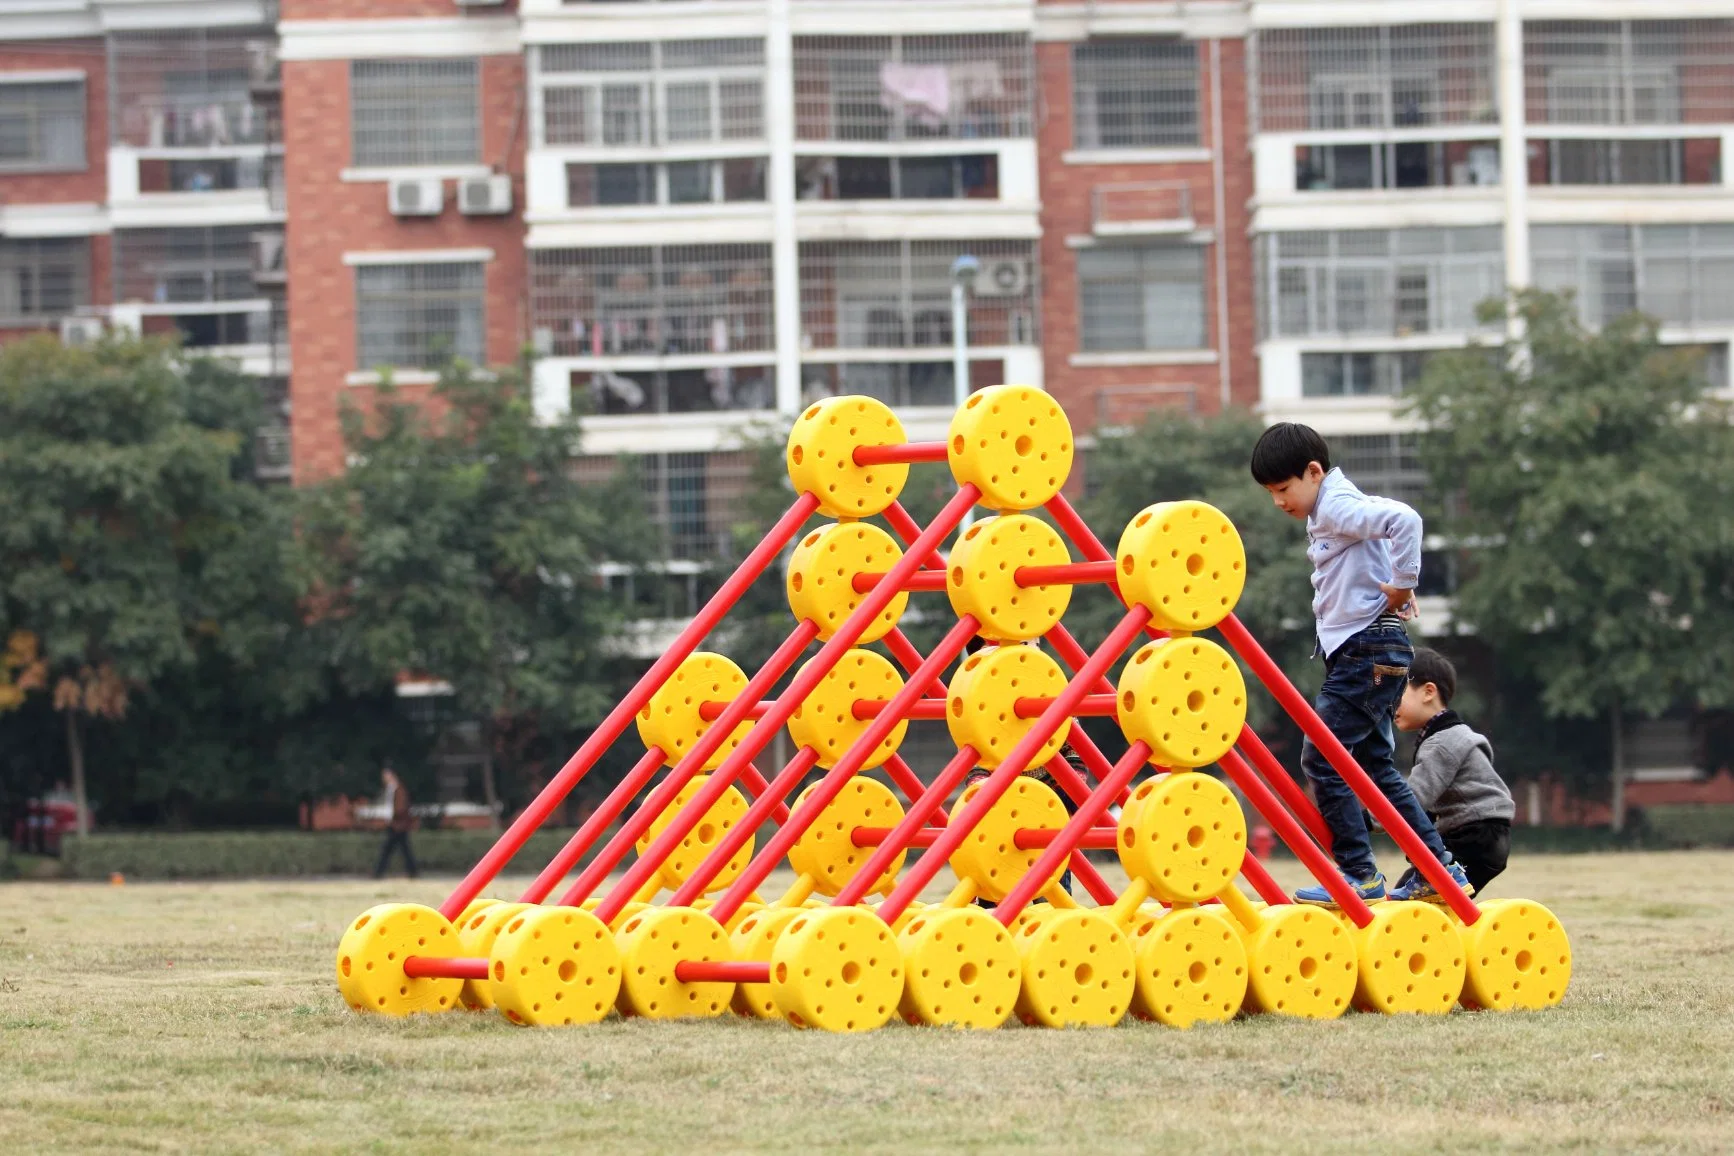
[1395,680,1441,732]
[1261,460,1325,521]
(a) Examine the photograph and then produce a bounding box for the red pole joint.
[851,441,949,467]
[851,570,949,594]
[402,956,489,981]
[1013,693,1118,719]
[673,959,771,984]
[1014,560,1119,588]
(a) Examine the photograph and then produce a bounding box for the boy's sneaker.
[1294,872,1386,906]
[1388,861,1475,903]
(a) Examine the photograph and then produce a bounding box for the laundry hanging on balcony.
[879,63,950,127]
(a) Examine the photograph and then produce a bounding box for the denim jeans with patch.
[1300,621,1448,881]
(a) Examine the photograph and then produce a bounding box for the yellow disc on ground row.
[898,906,1020,1029]
[691,896,764,935]
[787,395,909,519]
[946,643,1070,771]
[1242,904,1355,1020]
[786,522,909,645]
[948,775,1070,903]
[947,384,1073,512]
[489,906,620,1027]
[945,514,1073,642]
[730,905,806,1019]
[457,901,532,1011]
[456,896,500,928]
[788,776,907,897]
[636,652,755,770]
[1458,898,1571,1012]
[1014,908,1135,1028]
[581,896,651,932]
[635,774,753,894]
[1130,907,1249,1029]
[1117,771,1247,903]
[1117,636,1247,769]
[869,898,928,936]
[1352,900,1465,1015]
[614,906,733,1020]
[787,648,908,770]
[336,903,462,1017]
[1115,500,1247,632]
[770,907,904,1032]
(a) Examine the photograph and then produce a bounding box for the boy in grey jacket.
[1390,648,1516,899]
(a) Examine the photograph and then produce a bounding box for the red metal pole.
[1045,623,1118,696]
[403,956,489,980]
[848,826,1118,851]
[853,698,947,720]
[830,745,979,907]
[1239,850,1290,907]
[734,762,792,827]
[879,753,944,823]
[517,745,665,904]
[1036,753,1120,904]
[1012,827,1119,851]
[1046,493,1113,564]
[439,492,820,920]
[1015,693,1117,718]
[852,569,948,594]
[1235,723,1332,851]
[852,441,949,466]
[882,503,948,570]
[673,959,772,984]
[1014,560,1119,587]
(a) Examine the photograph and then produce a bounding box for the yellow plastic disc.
[945,644,1071,771]
[948,775,1070,902]
[1114,500,1247,632]
[1351,900,1465,1015]
[456,897,500,928]
[1243,904,1356,1019]
[1116,771,1247,903]
[729,905,806,1019]
[788,777,907,897]
[786,522,909,645]
[770,906,904,1032]
[787,396,910,519]
[897,907,1020,1029]
[945,515,1074,642]
[787,648,909,770]
[1130,908,1249,1028]
[456,901,531,1011]
[336,903,462,1017]
[1458,898,1571,1012]
[489,906,620,1027]
[581,896,651,931]
[868,899,928,936]
[614,907,733,1020]
[635,774,753,894]
[691,897,763,934]
[1117,636,1247,769]
[1012,908,1135,1028]
[636,652,755,771]
[947,384,1074,512]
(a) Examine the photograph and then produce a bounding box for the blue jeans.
[1300,622,1448,881]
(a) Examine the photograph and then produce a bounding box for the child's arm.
[1406,737,1459,814]
[1315,490,1423,591]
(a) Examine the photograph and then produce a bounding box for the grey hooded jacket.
[1406,712,1515,834]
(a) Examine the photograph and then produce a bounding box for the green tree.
[1406,290,1734,829]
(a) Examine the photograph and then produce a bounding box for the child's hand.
[1379,582,1419,620]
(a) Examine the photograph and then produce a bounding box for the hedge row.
[59,829,591,881]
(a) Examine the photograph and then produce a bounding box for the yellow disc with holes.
[1012,908,1135,1028]
[1243,904,1355,1019]
[947,385,1074,512]
[869,899,927,935]
[581,897,651,931]
[897,907,1020,1029]
[457,897,499,927]
[1117,636,1247,769]
[456,901,531,1011]
[788,777,907,896]
[770,907,904,1032]
[1117,771,1248,903]
[786,522,909,645]
[1130,908,1249,1028]
[336,903,462,1017]
[489,906,620,1027]
[948,775,1070,902]
[729,905,806,1019]
[1351,900,1464,1015]
[614,906,733,1020]
[945,515,1074,642]
[786,395,910,518]
[1458,898,1571,1011]
[635,775,753,894]
[787,648,909,770]
[946,645,1071,771]
[691,897,763,934]
[636,652,755,771]
[1114,500,1247,631]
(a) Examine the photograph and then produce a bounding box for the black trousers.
[375,828,419,879]
[1441,819,1510,895]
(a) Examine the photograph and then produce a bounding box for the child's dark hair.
[1407,647,1457,705]
[1249,422,1332,486]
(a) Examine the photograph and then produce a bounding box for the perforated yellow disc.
[786,522,909,644]
[1130,908,1249,1028]
[691,896,763,934]
[1243,904,1355,1019]
[614,907,733,1020]
[947,385,1073,512]
[1351,900,1465,1015]
[456,901,531,1011]
[581,896,651,931]
[1458,898,1571,1012]
[945,514,1074,642]
[1117,636,1247,769]
[489,906,620,1027]
[635,774,753,894]
[1114,500,1247,631]
[770,907,904,1032]
[730,905,805,1019]
[787,648,908,770]
[788,776,907,896]
[336,903,462,1017]
[897,907,1020,1029]
[787,396,910,518]
[948,775,1070,902]
[1013,908,1135,1028]
[869,898,927,935]
[1116,771,1247,903]
[456,897,499,928]
[636,652,755,770]
[946,644,1070,771]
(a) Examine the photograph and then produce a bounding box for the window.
[798,240,1038,350]
[1534,223,1734,329]
[0,79,84,169]
[575,365,775,416]
[109,29,273,148]
[0,239,88,321]
[567,158,766,207]
[1255,25,1499,132]
[351,60,479,167]
[114,226,256,305]
[538,40,764,147]
[1078,245,1206,352]
[793,34,1034,142]
[581,450,756,560]
[1301,350,1438,398]
[1296,141,1501,191]
[1335,432,1428,508]
[1522,21,1732,126]
[797,154,997,201]
[355,262,486,370]
[1263,229,1504,338]
[801,360,1003,409]
[1072,40,1198,149]
[1547,139,1682,185]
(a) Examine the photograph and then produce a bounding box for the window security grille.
[1263,229,1505,338]
[1072,40,1199,149]
[1525,21,1734,126]
[1078,244,1207,352]
[114,226,257,305]
[355,262,486,370]
[538,40,765,148]
[0,80,84,168]
[109,29,274,148]
[793,34,1033,142]
[351,59,480,167]
[798,239,1037,350]
[1256,25,1498,132]
[0,238,89,321]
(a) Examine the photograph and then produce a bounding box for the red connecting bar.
[851,441,949,466]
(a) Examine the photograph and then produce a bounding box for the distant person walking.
[374,766,418,879]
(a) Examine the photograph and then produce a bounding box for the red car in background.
[12,791,79,855]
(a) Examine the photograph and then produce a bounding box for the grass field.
[1,851,1730,1154]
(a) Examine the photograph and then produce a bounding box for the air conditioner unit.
[60,316,104,347]
[458,174,513,216]
[389,177,444,217]
[251,231,286,284]
[975,259,1029,298]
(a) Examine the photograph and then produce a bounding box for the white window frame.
[534,45,765,150]
[0,74,87,172]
